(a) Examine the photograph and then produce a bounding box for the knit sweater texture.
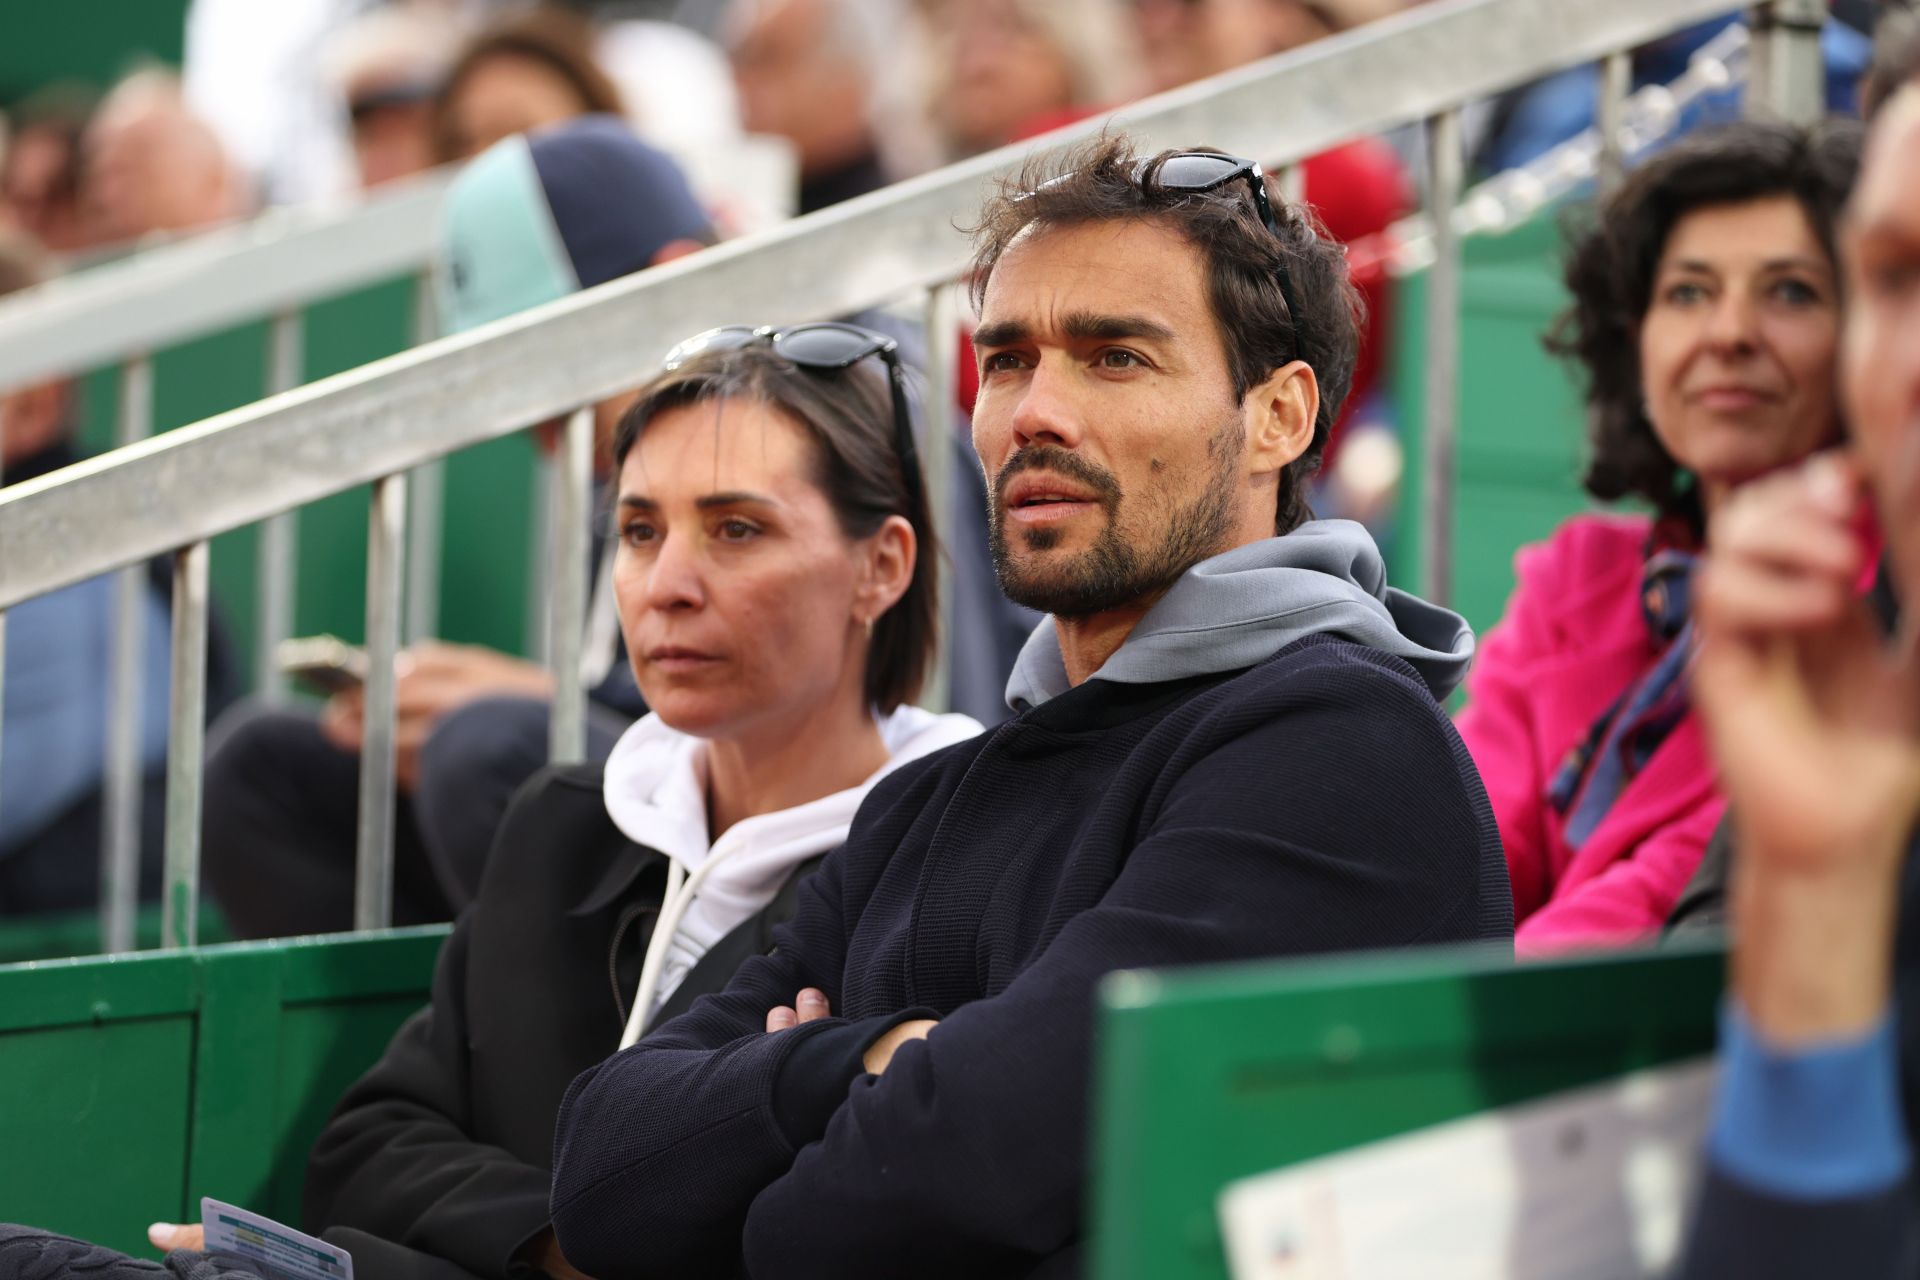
[549,632,1512,1278]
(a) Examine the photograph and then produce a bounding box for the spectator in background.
[321,5,462,190]
[431,7,625,163]
[201,118,713,939]
[1673,14,1920,1273]
[1458,120,1861,955]
[726,0,902,214]
[82,69,250,245]
[0,232,171,913]
[919,0,1142,160]
[0,86,95,253]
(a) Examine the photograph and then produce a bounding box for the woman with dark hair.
[432,6,626,162]
[133,326,980,1280]
[1457,119,1863,956]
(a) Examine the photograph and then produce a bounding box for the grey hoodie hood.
[1005,519,1475,712]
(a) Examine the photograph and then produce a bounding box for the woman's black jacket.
[301,763,819,1279]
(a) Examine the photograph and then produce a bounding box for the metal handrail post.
[548,407,593,764]
[919,284,959,715]
[354,473,407,930]
[1597,50,1634,195]
[1747,0,1827,124]
[102,355,153,952]
[405,271,444,645]
[256,309,306,703]
[160,540,210,948]
[1419,108,1465,608]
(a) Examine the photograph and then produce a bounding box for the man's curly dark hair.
[1546,118,1863,534]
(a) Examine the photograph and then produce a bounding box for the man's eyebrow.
[971,312,1178,348]
[1061,311,1176,343]
[972,319,1028,349]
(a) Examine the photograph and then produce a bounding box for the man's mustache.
[991,445,1122,511]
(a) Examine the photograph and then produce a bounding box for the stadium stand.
[0,0,1835,1269]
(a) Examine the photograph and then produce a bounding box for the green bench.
[0,927,445,1255]
[1089,940,1726,1280]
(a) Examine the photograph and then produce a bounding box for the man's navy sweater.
[550,634,1513,1278]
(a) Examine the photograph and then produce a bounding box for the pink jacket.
[1455,514,1724,957]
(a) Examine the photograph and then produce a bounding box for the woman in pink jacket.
[1458,120,1862,955]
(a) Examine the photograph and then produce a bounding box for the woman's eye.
[1770,277,1822,306]
[620,522,657,548]
[716,519,760,542]
[1662,281,1708,306]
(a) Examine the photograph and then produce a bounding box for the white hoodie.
[602,705,983,1047]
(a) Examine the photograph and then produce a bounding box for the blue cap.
[436,114,714,334]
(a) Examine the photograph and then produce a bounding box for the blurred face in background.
[1198,0,1334,69]
[728,0,873,175]
[931,0,1078,154]
[442,53,592,160]
[1,123,90,251]
[83,89,241,241]
[1843,85,1920,601]
[346,86,438,188]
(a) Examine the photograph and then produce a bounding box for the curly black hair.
[1546,118,1863,533]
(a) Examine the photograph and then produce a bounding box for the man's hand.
[1695,453,1920,1044]
[766,988,832,1032]
[1695,455,1920,873]
[520,1228,595,1280]
[318,642,555,790]
[863,1019,938,1075]
[147,1223,204,1254]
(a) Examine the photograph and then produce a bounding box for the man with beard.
[547,137,1513,1280]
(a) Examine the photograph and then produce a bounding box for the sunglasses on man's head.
[661,322,921,506]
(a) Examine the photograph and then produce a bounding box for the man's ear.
[854,514,917,626]
[1242,360,1319,476]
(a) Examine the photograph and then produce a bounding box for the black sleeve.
[548,802,930,1280]
[1676,1164,1920,1279]
[302,919,553,1278]
[738,673,1502,1278]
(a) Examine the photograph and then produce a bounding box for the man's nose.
[1008,357,1085,451]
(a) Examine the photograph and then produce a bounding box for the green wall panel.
[0,929,444,1243]
[1089,942,1725,1280]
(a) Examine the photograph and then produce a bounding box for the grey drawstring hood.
[1005,519,1475,712]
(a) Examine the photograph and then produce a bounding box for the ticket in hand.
[199,1198,353,1280]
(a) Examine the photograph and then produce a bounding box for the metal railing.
[0,0,1823,950]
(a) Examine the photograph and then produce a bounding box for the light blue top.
[1708,1001,1911,1201]
[0,574,172,854]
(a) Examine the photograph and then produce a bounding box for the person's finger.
[148,1223,204,1253]
[766,1006,797,1033]
[795,988,830,1023]
[1713,503,1863,583]
[1697,554,1855,639]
